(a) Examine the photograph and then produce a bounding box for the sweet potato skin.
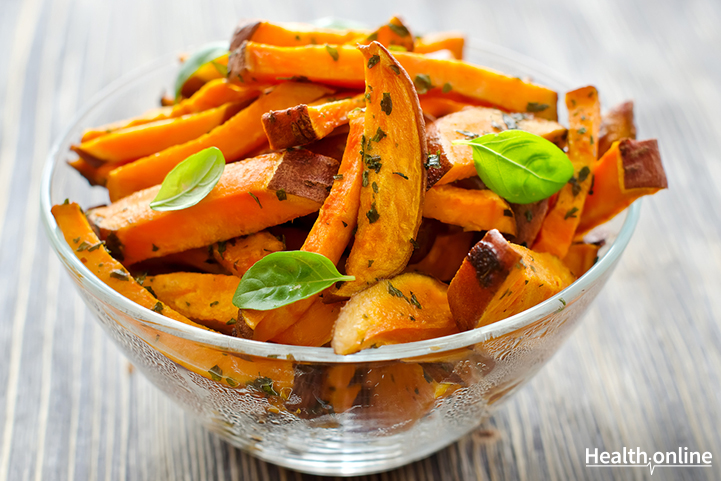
[262,94,364,150]
[509,199,550,247]
[577,139,667,235]
[332,42,427,298]
[598,100,636,158]
[447,230,522,331]
[90,151,330,265]
[331,273,458,355]
[106,82,333,201]
[448,229,575,330]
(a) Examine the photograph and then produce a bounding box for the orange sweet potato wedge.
[332,273,458,355]
[448,230,575,331]
[426,107,568,187]
[533,86,601,259]
[230,20,369,50]
[423,184,517,234]
[144,273,240,335]
[89,150,338,265]
[72,102,243,165]
[331,42,427,298]
[52,202,294,390]
[406,229,475,282]
[577,139,667,236]
[106,82,333,201]
[227,42,558,120]
[270,297,344,347]
[321,365,362,414]
[211,231,285,277]
[262,93,364,149]
[171,78,262,117]
[243,111,364,341]
[598,100,636,158]
[371,16,415,52]
[81,107,173,143]
[415,32,465,59]
[80,80,261,144]
[418,97,476,118]
[562,243,600,278]
[68,158,132,187]
[359,363,436,431]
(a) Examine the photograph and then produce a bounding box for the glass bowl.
[41,41,640,477]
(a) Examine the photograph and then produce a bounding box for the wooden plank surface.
[0,0,719,480]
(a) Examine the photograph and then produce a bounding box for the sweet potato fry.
[533,86,601,258]
[106,82,333,201]
[211,231,285,277]
[68,158,133,187]
[244,112,364,341]
[52,202,294,390]
[321,365,362,414]
[330,42,427,298]
[270,297,344,347]
[426,106,568,186]
[372,16,415,52]
[89,150,337,265]
[171,78,262,117]
[331,273,458,355]
[360,363,436,431]
[562,243,600,278]
[577,139,667,235]
[423,184,516,234]
[81,107,173,143]
[405,229,474,282]
[509,199,550,247]
[72,102,243,165]
[415,32,465,59]
[145,273,240,335]
[262,93,364,149]
[228,42,558,120]
[448,230,575,331]
[598,100,636,158]
[230,20,368,50]
[418,97,476,118]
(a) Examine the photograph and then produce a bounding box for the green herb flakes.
[325,44,339,61]
[381,93,392,115]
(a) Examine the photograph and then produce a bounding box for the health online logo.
[586,447,713,475]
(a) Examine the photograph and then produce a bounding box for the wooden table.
[1,0,719,479]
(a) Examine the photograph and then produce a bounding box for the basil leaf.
[174,42,228,99]
[311,17,368,30]
[454,130,573,204]
[233,251,355,310]
[150,147,225,211]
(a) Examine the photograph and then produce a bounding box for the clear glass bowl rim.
[40,39,640,364]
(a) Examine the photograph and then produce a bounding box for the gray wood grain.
[0,0,719,479]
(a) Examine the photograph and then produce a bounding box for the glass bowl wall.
[41,42,639,476]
